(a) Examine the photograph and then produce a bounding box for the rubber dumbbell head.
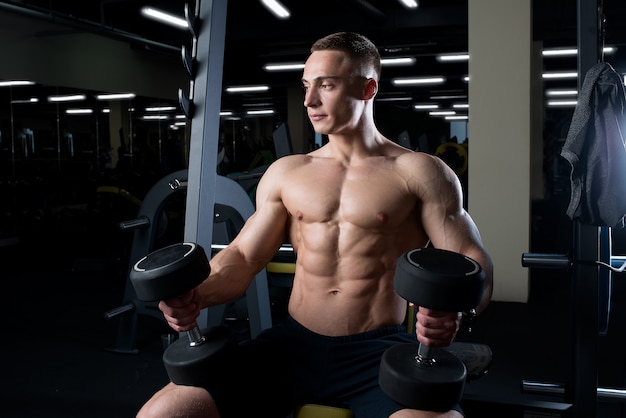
[130,242,209,301]
[379,247,485,412]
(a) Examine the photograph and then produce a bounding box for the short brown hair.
[311,32,382,80]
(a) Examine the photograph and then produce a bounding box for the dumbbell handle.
[416,343,436,366]
[186,324,206,347]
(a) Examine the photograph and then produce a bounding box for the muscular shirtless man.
[137,32,493,418]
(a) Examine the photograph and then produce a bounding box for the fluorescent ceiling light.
[141,7,188,29]
[143,115,169,120]
[226,85,270,93]
[0,80,35,87]
[392,77,445,86]
[546,89,577,96]
[437,54,469,62]
[376,96,413,102]
[430,95,467,100]
[547,100,577,107]
[446,115,468,120]
[102,109,110,113]
[397,0,419,9]
[542,46,616,57]
[429,111,456,116]
[146,106,177,112]
[97,93,136,100]
[261,0,290,19]
[247,109,275,115]
[452,103,469,109]
[542,72,577,79]
[263,62,305,71]
[220,111,234,116]
[381,57,416,66]
[48,94,86,102]
[414,104,439,110]
[66,108,93,114]
[11,97,39,104]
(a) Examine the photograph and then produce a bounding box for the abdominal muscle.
[287,220,427,336]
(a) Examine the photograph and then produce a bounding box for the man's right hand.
[158,289,201,332]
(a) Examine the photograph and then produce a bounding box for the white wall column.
[468,0,543,302]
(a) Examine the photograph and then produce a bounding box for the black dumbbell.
[379,247,485,412]
[130,242,236,386]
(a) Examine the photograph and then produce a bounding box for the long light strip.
[11,97,39,104]
[381,57,416,66]
[437,54,469,62]
[542,46,616,57]
[0,80,35,87]
[226,85,270,93]
[260,0,290,19]
[48,94,86,102]
[66,108,93,115]
[542,72,578,79]
[414,104,439,110]
[397,0,419,9]
[392,77,445,86]
[547,100,577,107]
[263,63,305,71]
[140,7,188,29]
[546,89,578,96]
[247,109,275,115]
[146,106,177,112]
[97,93,136,100]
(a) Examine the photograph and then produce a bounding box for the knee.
[136,383,219,418]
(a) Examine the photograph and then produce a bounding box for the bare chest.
[282,163,416,229]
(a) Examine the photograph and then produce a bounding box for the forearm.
[196,245,262,308]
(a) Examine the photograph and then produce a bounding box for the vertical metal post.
[183,0,228,327]
[571,1,601,415]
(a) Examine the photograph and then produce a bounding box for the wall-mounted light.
[260,0,290,19]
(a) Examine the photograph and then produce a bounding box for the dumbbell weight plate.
[395,248,484,312]
[130,242,209,301]
[379,343,466,412]
[164,325,237,386]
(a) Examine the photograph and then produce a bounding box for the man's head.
[310,32,381,81]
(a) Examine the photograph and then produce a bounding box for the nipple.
[376,212,388,223]
[296,210,304,221]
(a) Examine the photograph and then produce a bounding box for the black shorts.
[205,315,464,417]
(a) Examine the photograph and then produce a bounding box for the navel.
[376,212,388,223]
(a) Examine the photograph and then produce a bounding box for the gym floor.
[3,215,626,418]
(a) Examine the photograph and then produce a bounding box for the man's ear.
[363,78,378,100]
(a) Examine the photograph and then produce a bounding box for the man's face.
[301,50,368,135]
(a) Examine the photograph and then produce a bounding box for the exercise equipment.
[130,242,236,386]
[379,247,485,412]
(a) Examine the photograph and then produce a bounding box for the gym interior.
[1,0,626,417]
